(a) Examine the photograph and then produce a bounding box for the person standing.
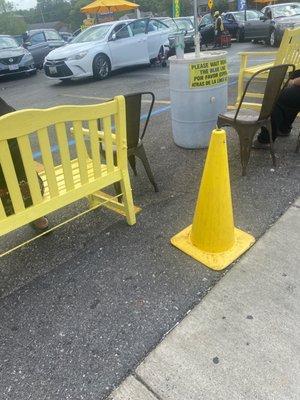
[214,11,224,48]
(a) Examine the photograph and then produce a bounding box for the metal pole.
[38,4,45,25]
[194,0,200,57]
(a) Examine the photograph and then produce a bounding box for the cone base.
[171,225,255,271]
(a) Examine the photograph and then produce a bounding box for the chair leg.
[135,145,159,192]
[266,120,276,167]
[120,170,136,226]
[128,154,138,176]
[237,127,257,176]
[296,132,300,154]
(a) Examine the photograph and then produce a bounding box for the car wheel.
[236,28,244,43]
[93,54,111,80]
[269,30,278,47]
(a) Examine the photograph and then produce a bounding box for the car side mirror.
[260,16,267,21]
[111,33,117,41]
[24,41,31,47]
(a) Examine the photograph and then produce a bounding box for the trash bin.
[170,51,228,148]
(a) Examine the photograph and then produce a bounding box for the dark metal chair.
[217,64,295,176]
[100,92,158,198]
[124,92,158,192]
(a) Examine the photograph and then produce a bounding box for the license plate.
[49,66,57,74]
[8,64,19,71]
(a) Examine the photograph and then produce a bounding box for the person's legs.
[257,85,300,144]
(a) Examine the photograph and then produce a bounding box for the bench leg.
[120,170,136,226]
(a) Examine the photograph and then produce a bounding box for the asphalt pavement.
[110,198,300,400]
[0,42,299,400]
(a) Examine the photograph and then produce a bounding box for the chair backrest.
[259,64,294,120]
[124,92,155,149]
[275,27,300,70]
[0,96,126,224]
[235,64,294,121]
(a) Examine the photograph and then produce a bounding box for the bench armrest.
[238,51,277,71]
[238,51,277,57]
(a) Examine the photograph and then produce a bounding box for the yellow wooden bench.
[0,96,137,256]
[235,27,300,110]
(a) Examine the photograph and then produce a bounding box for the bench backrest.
[0,96,127,235]
[275,27,300,69]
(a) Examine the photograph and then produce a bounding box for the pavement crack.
[133,372,164,400]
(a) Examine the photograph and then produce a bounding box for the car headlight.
[67,51,88,61]
[22,52,33,61]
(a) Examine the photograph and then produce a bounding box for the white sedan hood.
[46,41,105,60]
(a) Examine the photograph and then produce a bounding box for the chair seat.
[219,108,261,123]
[39,158,111,200]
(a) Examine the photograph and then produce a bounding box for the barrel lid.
[169,51,227,64]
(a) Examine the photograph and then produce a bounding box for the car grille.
[44,60,73,78]
[0,55,23,65]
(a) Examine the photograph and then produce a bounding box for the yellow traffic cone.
[171,128,255,270]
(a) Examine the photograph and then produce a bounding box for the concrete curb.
[108,199,300,400]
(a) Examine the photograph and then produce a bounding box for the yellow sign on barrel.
[207,0,214,10]
[189,59,228,88]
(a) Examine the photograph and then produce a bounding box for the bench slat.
[88,119,102,179]
[55,122,74,191]
[73,121,89,185]
[17,135,43,205]
[0,198,6,219]
[103,116,114,173]
[37,127,59,198]
[0,141,25,213]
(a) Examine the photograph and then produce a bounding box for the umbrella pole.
[194,0,200,57]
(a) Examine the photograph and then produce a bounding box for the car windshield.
[175,19,194,31]
[72,24,112,43]
[272,4,300,18]
[162,18,178,30]
[0,36,19,49]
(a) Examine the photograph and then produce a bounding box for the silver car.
[0,35,36,77]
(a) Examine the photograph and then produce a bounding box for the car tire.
[269,30,279,47]
[236,28,244,43]
[93,54,111,80]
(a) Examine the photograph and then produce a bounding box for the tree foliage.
[0,14,27,34]
[0,0,13,13]
[1,0,235,34]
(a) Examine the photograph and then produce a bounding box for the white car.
[44,18,171,80]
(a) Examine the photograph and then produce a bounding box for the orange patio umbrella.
[81,0,139,14]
